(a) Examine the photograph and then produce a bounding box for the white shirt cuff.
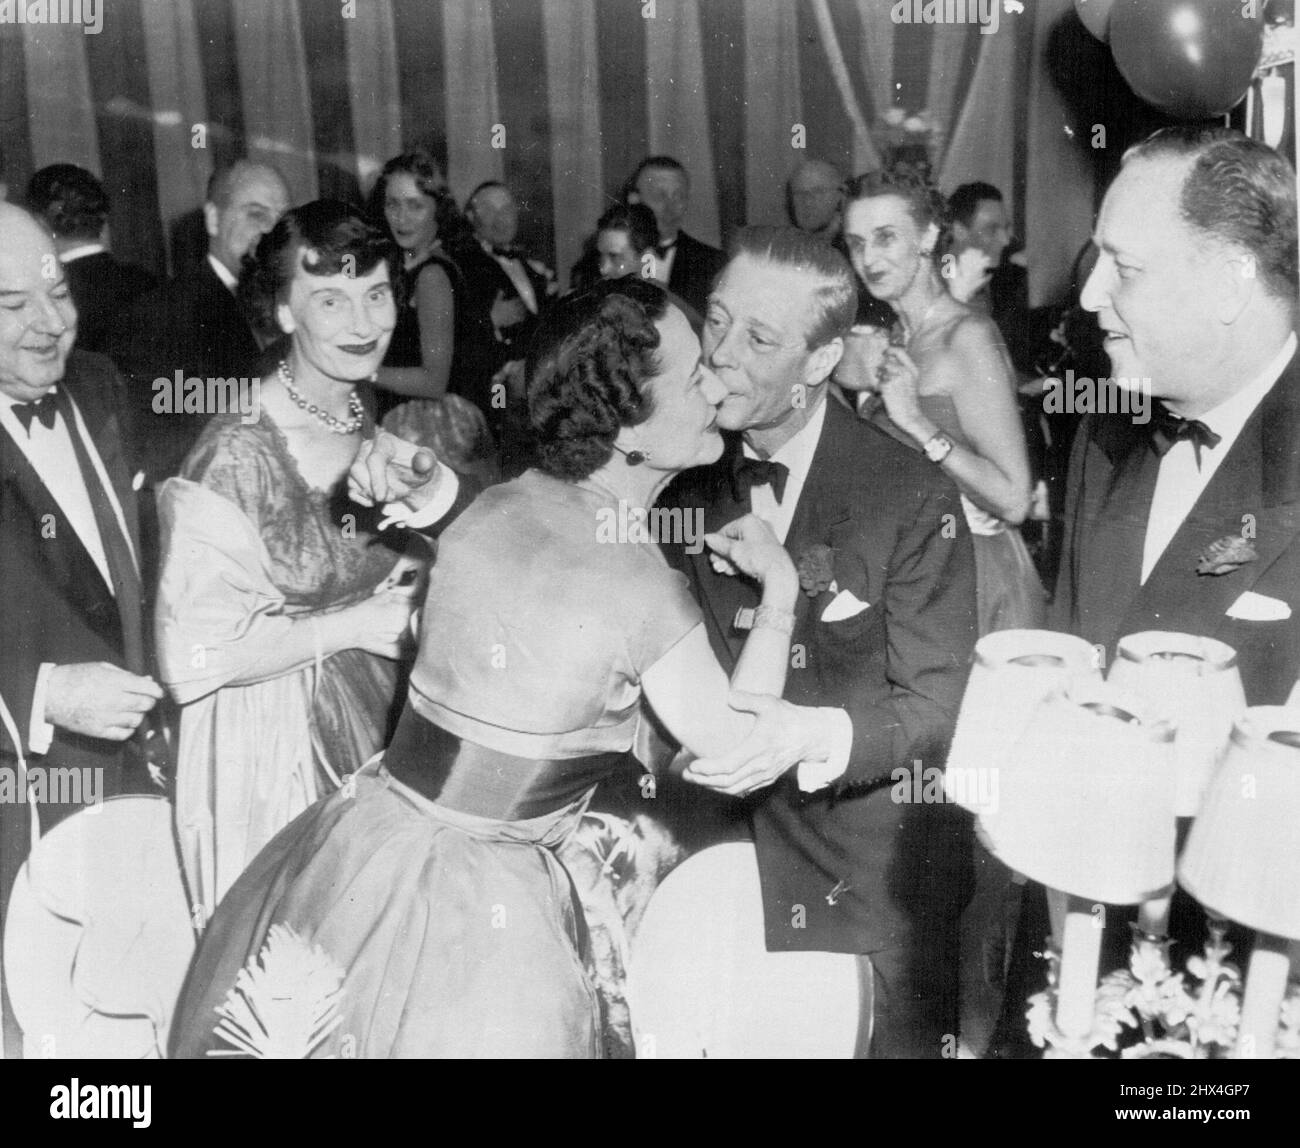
[29,662,56,755]
[381,463,460,531]
[796,708,854,793]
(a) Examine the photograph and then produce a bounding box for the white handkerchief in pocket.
[821,588,870,622]
[1226,590,1292,621]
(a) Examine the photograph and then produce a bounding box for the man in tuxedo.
[26,164,156,354]
[626,156,726,317]
[664,227,978,1057]
[995,126,1299,1057]
[109,159,289,484]
[0,204,164,1055]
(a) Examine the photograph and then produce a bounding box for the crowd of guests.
[0,125,1297,1059]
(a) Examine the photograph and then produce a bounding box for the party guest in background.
[109,159,290,486]
[595,202,660,281]
[26,164,156,354]
[837,167,1042,1056]
[626,156,726,317]
[996,126,1300,1058]
[786,159,845,241]
[155,201,464,921]
[0,204,163,1055]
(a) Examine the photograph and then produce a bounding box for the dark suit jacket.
[0,350,151,1053]
[664,398,978,955]
[106,258,263,483]
[1053,342,1300,705]
[664,230,727,318]
[63,251,156,355]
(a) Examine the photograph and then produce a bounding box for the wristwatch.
[922,432,955,464]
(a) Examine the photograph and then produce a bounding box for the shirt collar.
[742,393,828,483]
[59,242,105,263]
[207,253,239,292]
[1196,331,1297,440]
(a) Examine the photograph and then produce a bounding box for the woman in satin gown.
[155,202,425,922]
[837,166,1045,636]
[170,277,826,1058]
[835,167,1044,1059]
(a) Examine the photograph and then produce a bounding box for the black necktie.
[51,387,146,677]
[1150,402,1222,469]
[733,456,790,504]
[11,393,60,435]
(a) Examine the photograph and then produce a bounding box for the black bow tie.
[1150,402,1222,469]
[11,393,60,435]
[733,455,790,504]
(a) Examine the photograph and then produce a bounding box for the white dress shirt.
[484,241,538,315]
[1142,333,1297,583]
[207,252,239,293]
[656,239,677,285]
[740,397,853,791]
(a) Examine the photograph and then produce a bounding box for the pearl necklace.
[277,360,364,435]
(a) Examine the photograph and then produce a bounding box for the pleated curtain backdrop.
[1,0,1284,307]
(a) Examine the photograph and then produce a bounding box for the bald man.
[0,203,164,1055]
[787,159,845,239]
[110,160,291,484]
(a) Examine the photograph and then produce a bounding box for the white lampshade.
[944,629,1102,815]
[1179,706,1300,940]
[1108,631,1246,817]
[979,680,1176,905]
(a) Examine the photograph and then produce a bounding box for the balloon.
[1110,0,1265,119]
[1074,0,1116,41]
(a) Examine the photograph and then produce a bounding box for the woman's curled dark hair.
[239,199,404,336]
[527,277,670,481]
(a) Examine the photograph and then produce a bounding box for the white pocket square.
[1226,590,1292,621]
[821,589,870,622]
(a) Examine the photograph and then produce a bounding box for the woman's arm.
[882,319,1033,524]
[374,262,454,400]
[641,514,799,760]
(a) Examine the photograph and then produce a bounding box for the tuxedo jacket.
[1054,343,1300,705]
[663,398,979,955]
[664,229,727,318]
[0,351,153,1057]
[107,259,263,483]
[63,251,156,355]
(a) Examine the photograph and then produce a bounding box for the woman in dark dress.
[169,279,835,1059]
[370,150,497,483]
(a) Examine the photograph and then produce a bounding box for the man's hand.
[490,290,529,334]
[44,662,163,742]
[348,430,440,511]
[683,690,835,797]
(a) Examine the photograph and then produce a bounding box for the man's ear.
[627,190,643,206]
[203,202,220,240]
[1213,250,1260,326]
[804,337,844,388]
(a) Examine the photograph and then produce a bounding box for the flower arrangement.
[1026,922,1299,1059]
[875,108,938,177]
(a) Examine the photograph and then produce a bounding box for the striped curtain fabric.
[2,0,1280,305]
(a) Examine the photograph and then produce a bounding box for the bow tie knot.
[11,392,60,435]
[733,456,790,504]
[1151,403,1222,469]
[654,240,676,260]
[492,244,525,262]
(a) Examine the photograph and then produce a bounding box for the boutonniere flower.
[797,544,838,598]
[1196,535,1257,576]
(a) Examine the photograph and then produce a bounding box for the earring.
[613,444,648,466]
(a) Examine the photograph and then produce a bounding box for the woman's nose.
[699,367,728,405]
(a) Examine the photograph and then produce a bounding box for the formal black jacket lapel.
[0,422,121,650]
[1122,349,1300,643]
